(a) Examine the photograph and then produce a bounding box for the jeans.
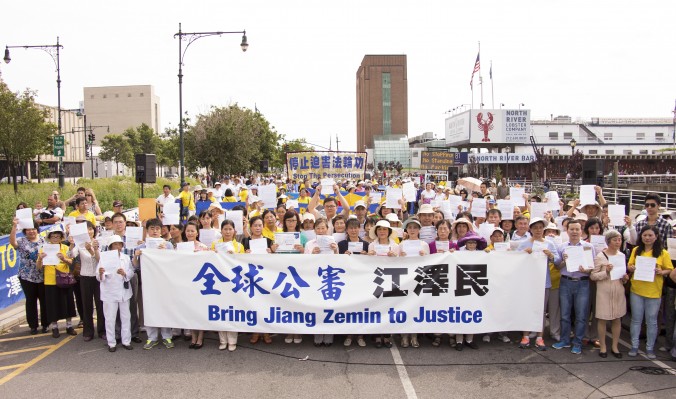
[630,292,661,351]
[559,278,590,346]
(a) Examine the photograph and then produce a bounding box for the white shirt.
[156,193,175,207]
[70,246,98,277]
[97,254,134,303]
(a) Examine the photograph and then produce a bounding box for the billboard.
[420,151,468,170]
[445,109,530,145]
[286,151,367,181]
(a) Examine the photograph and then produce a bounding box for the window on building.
[115,93,119,98]
[605,150,614,155]
[382,73,391,136]
[128,93,132,97]
[652,150,660,154]
[412,151,419,158]
[604,132,612,141]
[639,150,648,155]
[623,150,632,155]
[655,132,664,141]
[548,148,559,155]
[563,132,572,140]
[548,132,558,140]
[140,92,144,97]
[90,95,95,99]
[636,132,645,140]
[102,94,107,99]
[588,150,598,155]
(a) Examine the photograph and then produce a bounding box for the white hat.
[354,200,367,209]
[208,202,224,214]
[403,218,422,230]
[418,204,435,214]
[108,235,123,246]
[529,217,547,227]
[301,213,316,223]
[385,213,401,224]
[544,222,560,231]
[103,211,114,219]
[369,219,394,240]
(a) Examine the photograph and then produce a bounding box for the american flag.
[470,52,480,89]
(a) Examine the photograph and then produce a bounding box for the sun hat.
[529,217,547,228]
[369,219,395,240]
[403,218,422,231]
[354,200,367,209]
[452,217,475,233]
[418,204,435,214]
[457,232,487,250]
[108,235,123,246]
[385,213,401,224]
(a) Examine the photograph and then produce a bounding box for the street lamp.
[569,138,577,155]
[504,146,511,181]
[174,23,248,185]
[519,103,525,110]
[4,37,65,187]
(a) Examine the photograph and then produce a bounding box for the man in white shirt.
[156,185,175,210]
[212,182,223,202]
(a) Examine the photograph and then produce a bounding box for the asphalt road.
[1,322,675,399]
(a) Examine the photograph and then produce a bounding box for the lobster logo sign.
[476,112,494,142]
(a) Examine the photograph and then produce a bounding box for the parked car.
[0,176,30,184]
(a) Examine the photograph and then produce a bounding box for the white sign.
[142,251,546,334]
[445,109,531,145]
[468,152,536,164]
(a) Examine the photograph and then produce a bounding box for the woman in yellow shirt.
[37,228,77,338]
[262,209,282,240]
[627,225,673,359]
[222,188,237,202]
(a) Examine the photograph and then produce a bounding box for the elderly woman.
[590,230,629,358]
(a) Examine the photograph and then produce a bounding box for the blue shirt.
[517,238,562,289]
[558,240,596,279]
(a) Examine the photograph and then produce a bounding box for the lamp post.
[4,37,64,187]
[569,138,577,193]
[504,146,511,181]
[519,103,525,110]
[174,23,248,186]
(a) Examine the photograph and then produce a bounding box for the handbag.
[55,270,77,288]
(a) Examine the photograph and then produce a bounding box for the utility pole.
[335,135,340,151]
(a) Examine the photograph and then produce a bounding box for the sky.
[1,0,675,152]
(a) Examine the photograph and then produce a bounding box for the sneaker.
[401,336,409,348]
[108,346,116,352]
[483,335,491,343]
[411,337,420,348]
[344,337,352,347]
[143,340,159,350]
[571,344,582,355]
[465,341,479,350]
[162,338,174,349]
[658,346,668,352]
[228,344,237,352]
[285,335,293,344]
[293,336,303,344]
[218,343,227,350]
[552,341,571,350]
[535,337,547,351]
[500,335,511,343]
[357,337,366,347]
[628,347,639,357]
[646,350,656,360]
[432,337,441,347]
[519,336,530,349]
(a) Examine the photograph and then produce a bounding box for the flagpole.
[490,60,495,109]
[479,42,483,109]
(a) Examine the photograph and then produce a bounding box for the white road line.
[610,332,676,375]
[389,342,419,399]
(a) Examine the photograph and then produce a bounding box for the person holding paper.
[68,197,97,227]
[307,184,350,231]
[279,211,304,253]
[511,216,531,242]
[552,220,596,355]
[544,223,562,342]
[36,228,77,338]
[626,225,673,359]
[262,209,282,241]
[429,220,459,255]
[517,218,562,351]
[590,230,628,358]
[181,221,209,349]
[10,217,48,335]
[338,217,369,256]
[299,213,316,248]
[450,217,474,245]
[484,227,506,252]
[97,235,135,352]
[398,218,429,349]
[628,193,674,246]
[156,185,175,210]
[197,210,221,246]
[454,233,487,350]
[212,220,245,254]
[367,220,399,349]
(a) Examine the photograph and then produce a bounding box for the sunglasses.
[645,203,658,208]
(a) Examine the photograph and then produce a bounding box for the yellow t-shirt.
[211,238,245,253]
[262,226,282,241]
[238,190,248,203]
[628,248,673,298]
[549,261,561,289]
[223,196,237,202]
[68,210,97,226]
[298,197,310,205]
[39,244,71,286]
[178,191,196,211]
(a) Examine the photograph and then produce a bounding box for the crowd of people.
[9,175,676,361]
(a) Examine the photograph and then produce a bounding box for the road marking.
[389,343,418,399]
[0,335,76,386]
[0,345,53,357]
[0,364,24,371]
[0,333,52,343]
[612,333,676,375]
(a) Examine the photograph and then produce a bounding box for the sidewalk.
[0,300,25,333]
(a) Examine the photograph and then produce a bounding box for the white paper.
[125,226,143,249]
[608,254,626,281]
[303,230,316,241]
[431,199,442,209]
[402,240,421,257]
[633,256,656,282]
[97,230,113,248]
[320,179,336,196]
[608,205,625,226]
[448,195,461,210]
[510,187,525,207]
[225,210,244,235]
[99,250,122,273]
[497,200,514,220]
[332,233,346,243]
[316,235,336,254]
[162,203,180,225]
[285,200,299,210]
[478,223,494,241]
[460,201,470,211]
[215,241,235,254]
[531,240,548,253]
[494,242,510,252]
[369,192,382,205]
[419,226,436,243]
[374,244,390,256]
[62,216,76,227]
[565,246,594,272]
[471,199,487,219]
[590,235,607,253]
[199,229,217,246]
[275,232,301,252]
[530,202,549,219]
[579,185,596,206]
[402,182,417,203]
[145,237,165,249]
[509,240,522,251]
[393,227,404,238]
[72,233,91,248]
[668,238,676,249]
[435,241,450,252]
[249,238,269,254]
[42,244,61,265]
[348,241,364,254]
[16,208,34,230]
[69,222,88,237]
[176,242,195,252]
[259,185,278,209]
[385,188,403,209]
[545,191,561,211]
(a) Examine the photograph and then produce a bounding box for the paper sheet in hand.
[608,205,625,226]
[69,222,88,237]
[545,191,560,211]
[608,254,626,281]
[72,233,91,248]
[215,241,234,254]
[530,202,548,219]
[320,179,335,196]
[145,238,165,249]
[303,230,316,241]
[375,244,390,256]
[403,182,417,202]
[348,241,363,254]
[420,226,436,243]
[478,223,495,241]
[176,242,195,252]
[332,233,346,243]
[385,188,403,209]
[225,210,244,235]
[16,208,34,230]
[125,226,143,248]
[590,235,607,252]
[99,250,121,273]
[249,238,269,254]
[97,230,113,247]
[369,192,382,205]
[531,240,548,253]
[401,240,421,257]
[259,185,277,209]
[448,195,461,210]
[440,200,454,220]
[162,203,180,225]
[317,235,336,254]
[565,246,593,272]
[494,242,510,252]
[497,200,514,220]
[471,199,487,218]
[62,216,76,227]
[509,240,522,251]
[579,185,596,206]
[285,200,299,210]
[435,241,450,252]
[510,188,525,207]
[42,244,61,265]
[275,232,300,253]
[633,256,656,282]
[199,229,217,246]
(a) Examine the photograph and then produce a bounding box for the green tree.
[99,134,133,175]
[157,128,179,170]
[0,82,57,192]
[123,123,161,155]
[282,138,314,153]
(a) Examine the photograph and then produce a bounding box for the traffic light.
[85,146,91,158]
[88,133,95,142]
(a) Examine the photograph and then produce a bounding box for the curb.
[0,301,26,333]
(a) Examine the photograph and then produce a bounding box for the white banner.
[445,109,531,145]
[142,251,546,334]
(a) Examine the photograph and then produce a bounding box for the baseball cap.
[112,200,123,207]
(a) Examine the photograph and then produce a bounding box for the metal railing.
[550,183,676,211]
